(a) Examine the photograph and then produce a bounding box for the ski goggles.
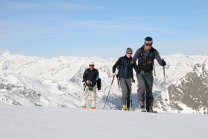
[89,65,94,66]
[145,43,152,46]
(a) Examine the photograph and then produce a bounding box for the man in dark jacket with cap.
[132,37,166,113]
[81,62,99,109]
[112,48,138,111]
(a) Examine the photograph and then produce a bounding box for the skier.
[112,48,138,111]
[131,37,166,113]
[81,62,99,109]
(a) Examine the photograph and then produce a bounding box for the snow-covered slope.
[154,59,208,114]
[0,105,208,139]
[0,52,208,110]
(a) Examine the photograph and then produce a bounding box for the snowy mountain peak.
[2,51,13,56]
[154,59,208,114]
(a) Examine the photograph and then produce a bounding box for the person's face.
[89,65,94,70]
[145,44,152,50]
[126,52,132,58]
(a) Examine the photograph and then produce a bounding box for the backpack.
[85,68,101,90]
[139,46,156,62]
[138,46,156,76]
[116,57,135,88]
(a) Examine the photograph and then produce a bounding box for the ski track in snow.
[0,105,208,139]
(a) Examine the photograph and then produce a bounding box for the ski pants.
[81,86,96,108]
[120,78,132,107]
[136,70,154,111]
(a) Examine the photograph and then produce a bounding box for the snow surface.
[0,105,208,139]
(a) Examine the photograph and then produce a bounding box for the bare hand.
[113,73,116,76]
[86,80,90,84]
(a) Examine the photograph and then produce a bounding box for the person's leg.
[144,72,154,111]
[90,86,97,109]
[146,87,154,111]
[136,71,146,104]
[120,78,128,109]
[81,87,90,108]
[125,78,132,108]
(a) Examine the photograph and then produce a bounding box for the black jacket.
[132,45,166,66]
[83,68,99,85]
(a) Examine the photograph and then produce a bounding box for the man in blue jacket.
[112,48,137,111]
[81,62,99,109]
[132,37,166,112]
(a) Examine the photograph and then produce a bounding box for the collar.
[124,55,132,60]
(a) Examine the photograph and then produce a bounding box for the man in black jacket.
[112,48,138,111]
[81,62,99,109]
[132,36,166,112]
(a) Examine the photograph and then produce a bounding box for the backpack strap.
[140,47,156,65]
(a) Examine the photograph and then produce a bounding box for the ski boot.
[122,105,127,111]
[92,107,96,109]
[139,102,146,112]
[128,107,134,111]
[147,110,157,113]
[81,106,87,109]
[140,102,144,109]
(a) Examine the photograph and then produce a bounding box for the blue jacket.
[118,56,133,79]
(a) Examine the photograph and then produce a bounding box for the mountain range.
[0,51,208,113]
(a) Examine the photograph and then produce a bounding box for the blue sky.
[0,0,208,58]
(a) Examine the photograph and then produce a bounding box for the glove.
[130,63,134,68]
[162,60,166,66]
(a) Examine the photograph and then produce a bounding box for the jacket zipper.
[125,59,130,78]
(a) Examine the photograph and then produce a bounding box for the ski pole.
[129,78,135,111]
[103,76,115,109]
[162,58,169,113]
[130,86,132,111]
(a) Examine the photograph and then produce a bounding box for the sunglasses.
[89,65,94,66]
[127,53,132,54]
[145,44,152,46]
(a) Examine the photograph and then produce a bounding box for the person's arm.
[132,48,141,64]
[154,51,166,66]
[112,57,122,73]
[133,62,139,72]
[83,69,87,82]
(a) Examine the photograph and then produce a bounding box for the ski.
[149,111,158,113]
[141,109,147,112]
[141,109,158,113]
